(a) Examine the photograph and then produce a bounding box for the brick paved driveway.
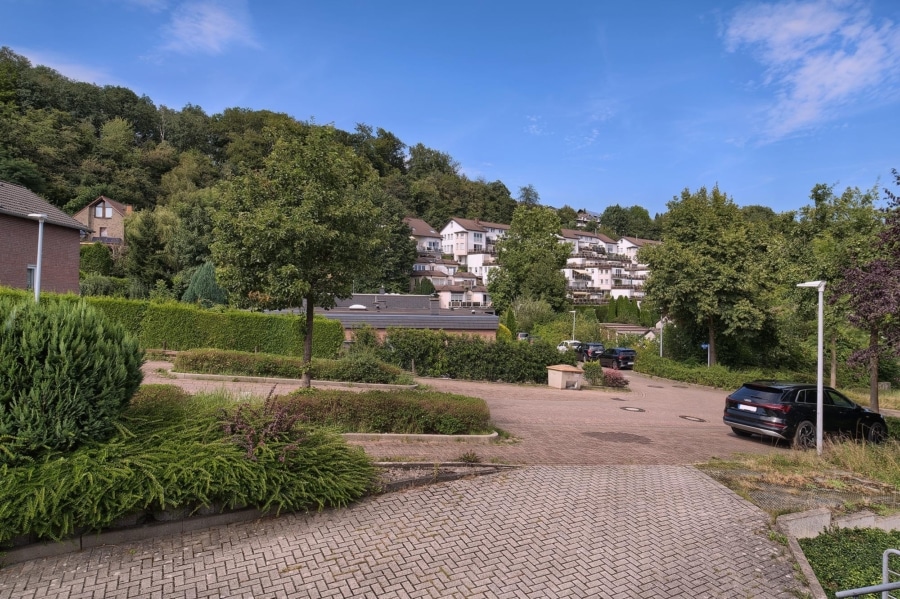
[0,366,805,598]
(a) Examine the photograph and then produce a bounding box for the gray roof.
[0,180,89,232]
[319,312,499,331]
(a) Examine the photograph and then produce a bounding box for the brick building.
[73,195,131,245]
[0,180,89,294]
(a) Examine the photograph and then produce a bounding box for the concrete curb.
[169,371,418,390]
[344,431,499,444]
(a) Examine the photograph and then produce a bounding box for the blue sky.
[4,0,900,216]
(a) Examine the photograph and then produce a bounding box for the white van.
[556,340,582,353]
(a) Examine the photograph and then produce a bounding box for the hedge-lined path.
[0,363,804,597]
[141,360,786,465]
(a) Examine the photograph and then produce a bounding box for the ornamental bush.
[0,298,143,462]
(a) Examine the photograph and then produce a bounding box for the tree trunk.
[707,317,717,366]
[869,328,880,413]
[830,334,837,388]
[301,298,314,389]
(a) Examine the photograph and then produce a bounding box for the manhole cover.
[582,431,651,444]
[610,397,626,401]
[648,385,665,388]
[679,415,706,422]
[620,406,645,412]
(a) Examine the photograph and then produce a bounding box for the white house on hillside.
[403,216,442,256]
[440,218,508,266]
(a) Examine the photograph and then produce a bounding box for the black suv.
[723,381,887,448]
[582,342,605,361]
[597,348,636,370]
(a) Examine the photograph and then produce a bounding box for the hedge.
[0,287,344,358]
[174,349,412,384]
[379,328,576,384]
[634,349,814,389]
[278,389,492,434]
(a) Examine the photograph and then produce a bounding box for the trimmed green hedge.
[380,328,575,383]
[87,296,148,338]
[0,287,343,358]
[634,349,814,389]
[174,348,412,384]
[278,388,492,434]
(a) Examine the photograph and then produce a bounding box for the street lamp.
[27,213,47,303]
[569,310,577,341]
[797,280,826,455]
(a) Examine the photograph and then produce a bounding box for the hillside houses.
[406,215,659,309]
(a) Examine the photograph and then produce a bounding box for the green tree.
[79,242,113,275]
[517,184,540,206]
[782,183,883,385]
[181,261,227,306]
[833,170,900,410]
[488,205,570,313]
[412,278,435,295]
[557,205,578,229]
[350,198,417,293]
[641,186,773,366]
[123,208,177,297]
[212,126,389,386]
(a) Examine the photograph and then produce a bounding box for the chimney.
[125,205,133,215]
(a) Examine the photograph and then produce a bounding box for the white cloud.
[17,49,119,86]
[725,0,900,140]
[160,0,258,56]
[525,115,546,135]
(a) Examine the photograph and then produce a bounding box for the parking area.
[0,364,805,598]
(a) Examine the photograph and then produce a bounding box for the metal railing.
[836,549,900,598]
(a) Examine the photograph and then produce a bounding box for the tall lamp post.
[27,213,47,303]
[569,310,577,341]
[797,280,826,455]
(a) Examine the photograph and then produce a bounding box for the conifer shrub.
[0,298,143,463]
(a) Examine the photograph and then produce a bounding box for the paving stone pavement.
[0,466,803,598]
[0,364,808,597]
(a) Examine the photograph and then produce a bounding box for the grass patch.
[844,388,900,411]
[698,438,900,518]
[0,386,375,546]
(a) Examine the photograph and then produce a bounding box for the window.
[26,265,35,290]
[99,227,108,238]
[94,201,113,219]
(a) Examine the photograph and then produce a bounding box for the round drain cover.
[621,406,645,412]
[679,415,706,422]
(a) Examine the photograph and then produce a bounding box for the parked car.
[722,381,888,449]
[582,342,606,361]
[597,347,636,369]
[516,332,531,342]
[557,340,582,353]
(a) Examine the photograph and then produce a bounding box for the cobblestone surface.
[0,467,803,598]
[0,364,806,598]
